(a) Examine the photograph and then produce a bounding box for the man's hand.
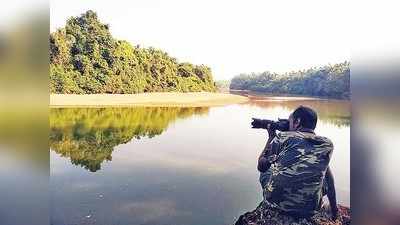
[251,118,277,138]
[266,123,276,139]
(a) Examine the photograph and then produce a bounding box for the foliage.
[215,80,231,92]
[230,62,350,99]
[50,10,216,94]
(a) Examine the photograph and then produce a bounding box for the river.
[50,96,350,225]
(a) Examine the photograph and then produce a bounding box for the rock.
[338,205,351,225]
[234,202,350,225]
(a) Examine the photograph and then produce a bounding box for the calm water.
[50,98,350,225]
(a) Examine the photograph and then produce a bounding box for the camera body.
[251,118,289,132]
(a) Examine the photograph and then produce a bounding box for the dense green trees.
[50,10,216,94]
[230,62,350,99]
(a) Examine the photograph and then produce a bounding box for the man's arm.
[325,167,339,220]
[257,130,276,173]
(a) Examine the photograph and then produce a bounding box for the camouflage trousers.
[233,201,349,225]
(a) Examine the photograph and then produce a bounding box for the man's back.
[262,130,334,217]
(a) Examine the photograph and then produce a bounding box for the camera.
[251,118,289,132]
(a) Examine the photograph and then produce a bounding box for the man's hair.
[292,106,318,129]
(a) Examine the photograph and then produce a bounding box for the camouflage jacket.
[260,130,333,217]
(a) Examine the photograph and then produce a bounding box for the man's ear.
[295,118,301,128]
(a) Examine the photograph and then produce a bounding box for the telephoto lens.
[251,118,289,131]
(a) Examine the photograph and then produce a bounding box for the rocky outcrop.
[234,202,350,225]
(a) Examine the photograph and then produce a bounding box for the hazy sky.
[50,0,350,80]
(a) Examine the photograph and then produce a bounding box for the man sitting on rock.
[235,106,339,225]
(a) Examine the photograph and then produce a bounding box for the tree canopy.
[50,10,216,94]
[230,62,350,99]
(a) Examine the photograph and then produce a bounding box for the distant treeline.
[230,62,350,99]
[215,80,231,91]
[50,10,216,94]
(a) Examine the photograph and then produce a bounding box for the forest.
[230,62,350,99]
[50,10,216,94]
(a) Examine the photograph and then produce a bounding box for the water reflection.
[50,107,209,172]
[244,98,350,127]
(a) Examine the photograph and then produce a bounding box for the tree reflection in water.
[50,107,209,172]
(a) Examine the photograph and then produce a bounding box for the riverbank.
[50,92,249,107]
[229,90,350,101]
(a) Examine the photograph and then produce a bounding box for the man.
[257,106,338,219]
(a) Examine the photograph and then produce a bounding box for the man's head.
[288,106,318,131]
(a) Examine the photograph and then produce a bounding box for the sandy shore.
[50,92,249,107]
